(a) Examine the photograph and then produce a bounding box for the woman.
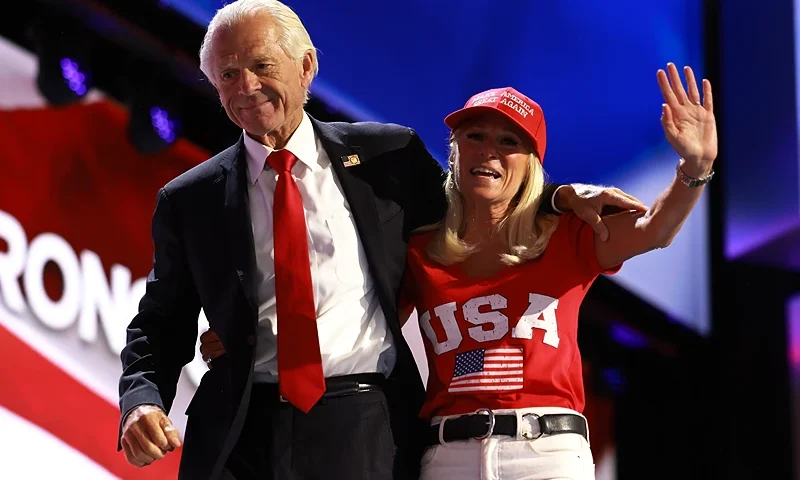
[399,62,714,480]
[201,62,716,479]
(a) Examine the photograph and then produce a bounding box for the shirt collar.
[243,112,319,185]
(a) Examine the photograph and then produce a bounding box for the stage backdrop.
[719,2,800,479]
[165,0,711,336]
[0,34,618,479]
[719,0,800,271]
[0,34,209,479]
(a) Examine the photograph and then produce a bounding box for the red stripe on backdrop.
[0,324,182,479]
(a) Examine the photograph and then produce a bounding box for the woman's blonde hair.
[425,133,559,266]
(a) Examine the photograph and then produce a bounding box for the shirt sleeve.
[564,212,623,276]
[397,238,422,316]
[397,268,415,314]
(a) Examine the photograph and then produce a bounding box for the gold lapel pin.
[342,154,361,167]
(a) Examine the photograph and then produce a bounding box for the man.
[117,1,646,479]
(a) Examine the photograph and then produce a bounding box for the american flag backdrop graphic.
[448,347,524,393]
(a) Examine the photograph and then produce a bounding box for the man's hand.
[555,184,648,241]
[200,329,226,367]
[121,405,182,467]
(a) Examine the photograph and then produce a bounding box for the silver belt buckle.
[279,395,289,403]
[472,408,496,440]
[520,413,543,440]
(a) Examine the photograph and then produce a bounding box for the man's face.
[209,13,313,142]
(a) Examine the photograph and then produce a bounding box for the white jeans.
[420,407,595,480]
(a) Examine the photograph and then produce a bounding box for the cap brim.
[444,105,540,156]
[444,105,511,130]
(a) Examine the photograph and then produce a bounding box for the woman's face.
[453,114,534,210]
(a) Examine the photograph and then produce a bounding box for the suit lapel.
[311,119,393,313]
[220,136,259,312]
[217,122,395,320]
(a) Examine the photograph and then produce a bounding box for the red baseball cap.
[444,87,547,162]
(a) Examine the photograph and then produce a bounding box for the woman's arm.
[595,63,717,270]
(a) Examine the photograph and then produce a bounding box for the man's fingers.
[607,190,647,212]
[124,432,158,466]
[143,416,173,452]
[620,190,646,206]
[130,425,166,460]
[162,417,183,449]
[120,405,177,467]
[200,330,221,344]
[203,343,227,362]
[200,330,217,343]
[581,208,609,242]
[121,437,147,468]
[211,346,226,360]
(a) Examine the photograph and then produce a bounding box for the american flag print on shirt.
[448,347,524,393]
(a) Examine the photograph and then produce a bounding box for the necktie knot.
[267,149,298,173]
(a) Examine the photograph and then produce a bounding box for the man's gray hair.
[199,0,319,95]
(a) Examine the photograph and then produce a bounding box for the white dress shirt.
[243,113,396,382]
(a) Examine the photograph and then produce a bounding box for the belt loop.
[514,409,524,440]
[438,417,449,446]
[583,414,591,446]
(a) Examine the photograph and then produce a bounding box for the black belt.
[425,410,587,447]
[251,373,386,406]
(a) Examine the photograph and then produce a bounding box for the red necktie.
[267,149,325,413]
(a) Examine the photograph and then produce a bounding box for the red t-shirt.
[402,213,622,420]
